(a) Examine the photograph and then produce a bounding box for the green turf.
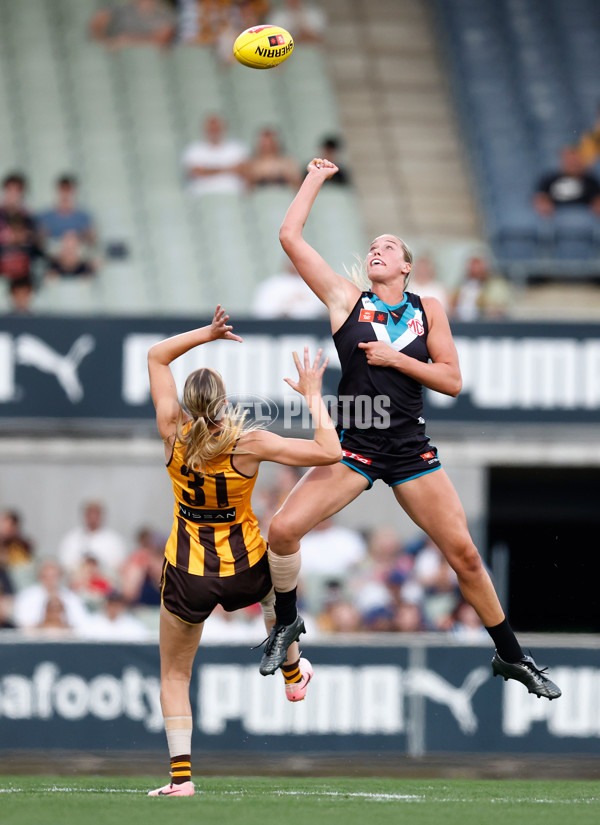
[1,776,599,825]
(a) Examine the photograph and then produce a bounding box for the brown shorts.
[161,553,272,625]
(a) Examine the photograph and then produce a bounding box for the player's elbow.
[448,375,462,397]
[320,443,343,465]
[147,343,166,368]
[279,224,298,251]
[279,226,292,249]
[147,344,159,365]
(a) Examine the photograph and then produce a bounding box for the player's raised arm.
[147,305,242,441]
[279,159,360,327]
[240,347,342,468]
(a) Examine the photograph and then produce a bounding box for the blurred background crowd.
[0,473,487,642]
[3,0,599,319]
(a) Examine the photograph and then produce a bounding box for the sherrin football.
[233,25,294,70]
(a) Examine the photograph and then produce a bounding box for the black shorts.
[161,553,272,625]
[339,428,442,489]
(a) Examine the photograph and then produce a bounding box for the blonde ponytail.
[344,253,371,290]
[175,368,260,474]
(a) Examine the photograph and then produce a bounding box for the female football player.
[147,305,341,796]
[259,159,561,705]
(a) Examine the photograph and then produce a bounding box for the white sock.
[164,716,192,758]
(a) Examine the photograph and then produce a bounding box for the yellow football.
[233,25,294,70]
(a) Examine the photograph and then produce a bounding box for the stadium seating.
[434,0,600,275]
[0,0,364,315]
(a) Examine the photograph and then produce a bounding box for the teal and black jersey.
[333,290,430,436]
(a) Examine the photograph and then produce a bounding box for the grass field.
[1,776,599,825]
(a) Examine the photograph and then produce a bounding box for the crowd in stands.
[534,145,600,218]
[0,472,489,642]
[180,114,338,196]
[408,254,513,322]
[89,0,326,59]
[3,1,599,318]
[0,172,98,314]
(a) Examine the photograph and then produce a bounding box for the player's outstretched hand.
[209,305,243,343]
[284,346,329,397]
[306,157,339,180]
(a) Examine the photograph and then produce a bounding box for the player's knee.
[452,540,483,578]
[268,511,301,549]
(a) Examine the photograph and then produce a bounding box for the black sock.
[274,588,298,626]
[485,618,523,663]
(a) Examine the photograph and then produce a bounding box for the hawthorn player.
[147,305,340,796]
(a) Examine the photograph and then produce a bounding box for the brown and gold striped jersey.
[164,435,266,577]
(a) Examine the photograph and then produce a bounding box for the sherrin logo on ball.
[233,25,294,70]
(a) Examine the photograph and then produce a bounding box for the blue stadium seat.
[434,0,600,270]
[552,207,599,261]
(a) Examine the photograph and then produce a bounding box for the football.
[233,25,294,70]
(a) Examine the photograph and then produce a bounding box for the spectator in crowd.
[57,500,127,580]
[81,590,149,641]
[251,259,327,319]
[13,559,90,632]
[408,255,451,314]
[362,605,395,632]
[45,231,96,279]
[178,0,220,45]
[89,0,176,50]
[34,594,75,636]
[0,172,36,230]
[0,520,15,608]
[244,127,302,189]
[69,555,114,612]
[181,113,249,196]
[0,216,43,285]
[316,594,361,633]
[349,526,416,606]
[450,255,511,321]
[217,1,270,64]
[393,600,426,632]
[352,578,395,626]
[270,0,326,44]
[178,0,267,50]
[298,517,367,614]
[0,582,15,630]
[533,145,600,216]
[120,526,164,607]
[5,277,35,315]
[0,173,42,283]
[576,103,600,169]
[311,136,351,186]
[37,175,97,247]
[0,509,34,567]
[0,562,14,604]
[440,598,488,641]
